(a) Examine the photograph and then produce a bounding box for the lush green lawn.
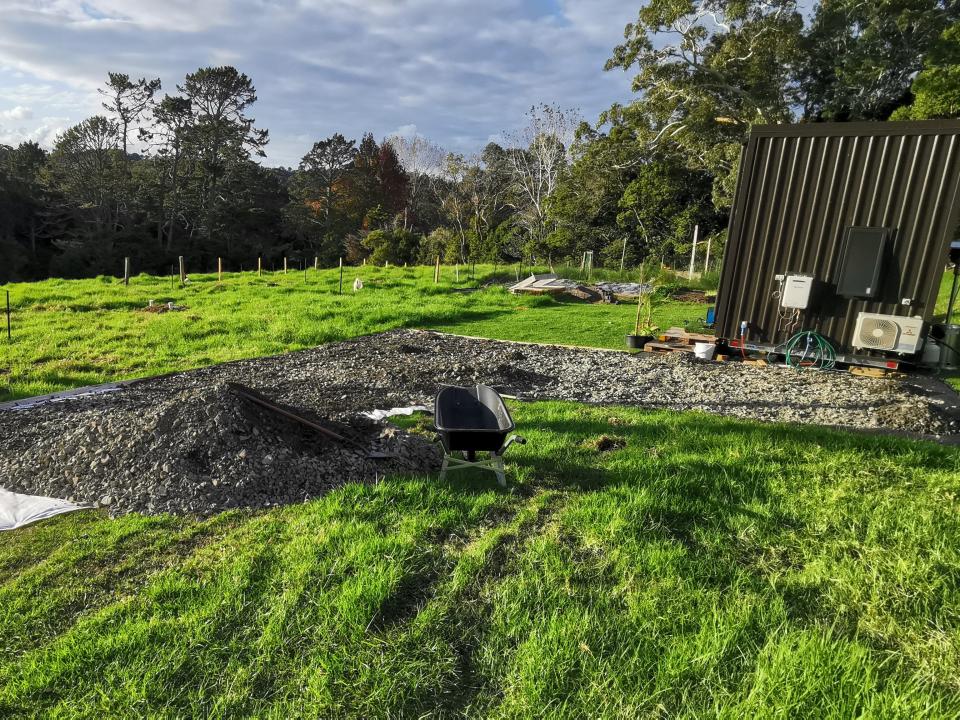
[2,266,959,716]
[0,265,707,402]
[2,402,958,717]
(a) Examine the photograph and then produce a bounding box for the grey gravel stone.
[1,329,956,518]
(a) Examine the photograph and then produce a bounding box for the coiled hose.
[784,330,836,371]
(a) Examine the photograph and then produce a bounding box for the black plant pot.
[625,334,653,350]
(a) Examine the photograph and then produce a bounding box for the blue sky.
[0,0,641,167]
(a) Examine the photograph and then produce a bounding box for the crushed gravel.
[2,329,957,517]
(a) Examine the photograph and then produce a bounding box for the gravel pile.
[2,329,957,516]
[0,381,440,516]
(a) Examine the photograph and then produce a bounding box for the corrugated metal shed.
[715,120,960,354]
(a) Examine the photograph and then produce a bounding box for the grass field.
[3,402,959,718]
[2,266,959,716]
[0,265,707,402]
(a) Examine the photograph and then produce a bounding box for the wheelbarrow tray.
[434,384,515,455]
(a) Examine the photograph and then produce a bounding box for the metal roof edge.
[749,119,960,138]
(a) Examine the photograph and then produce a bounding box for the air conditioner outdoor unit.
[852,312,925,354]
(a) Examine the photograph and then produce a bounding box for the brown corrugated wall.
[715,120,960,353]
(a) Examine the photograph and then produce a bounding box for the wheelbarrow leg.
[493,455,506,488]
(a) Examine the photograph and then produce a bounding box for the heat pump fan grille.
[858,318,898,349]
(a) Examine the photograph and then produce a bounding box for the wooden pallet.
[643,327,716,355]
[643,341,696,354]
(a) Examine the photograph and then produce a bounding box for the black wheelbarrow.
[434,384,525,487]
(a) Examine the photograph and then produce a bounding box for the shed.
[715,120,960,358]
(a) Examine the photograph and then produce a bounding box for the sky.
[0,0,641,167]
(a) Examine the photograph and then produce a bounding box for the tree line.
[1,0,958,282]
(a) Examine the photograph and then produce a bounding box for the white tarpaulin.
[0,487,88,531]
[361,405,431,421]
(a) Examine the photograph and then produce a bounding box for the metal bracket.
[440,452,507,487]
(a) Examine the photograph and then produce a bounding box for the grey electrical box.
[781,274,814,309]
[837,227,888,298]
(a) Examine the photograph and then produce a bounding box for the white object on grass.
[0,487,88,531]
[353,278,363,291]
[361,405,431,421]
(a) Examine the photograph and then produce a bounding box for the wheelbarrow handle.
[497,434,526,455]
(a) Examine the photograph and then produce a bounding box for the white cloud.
[0,115,71,147]
[390,124,419,140]
[0,0,635,164]
[0,105,33,120]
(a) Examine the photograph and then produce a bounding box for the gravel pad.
[1,329,956,517]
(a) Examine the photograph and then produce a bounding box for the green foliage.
[605,0,803,208]
[361,228,419,266]
[799,0,959,121]
[892,21,960,120]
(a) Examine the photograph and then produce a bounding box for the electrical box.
[781,274,814,309]
[837,227,888,298]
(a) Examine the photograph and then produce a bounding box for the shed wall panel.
[715,121,960,354]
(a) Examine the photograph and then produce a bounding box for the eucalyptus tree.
[799,0,960,121]
[605,0,803,208]
[893,21,960,119]
[387,134,445,231]
[504,104,579,261]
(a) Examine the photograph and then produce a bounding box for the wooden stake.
[456,264,459,282]
[283,257,288,274]
[217,257,223,283]
[314,256,318,270]
[634,285,644,336]
[5,290,10,341]
[258,257,262,277]
[339,257,344,295]
[435,255,441,284]
[179,256,185,284]
[123,257,130,286]
[688,224,699,277]
[704,234,712,274]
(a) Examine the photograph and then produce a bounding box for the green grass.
[3,266,959,715]
[2,402,959,717]
[0,265,708,402]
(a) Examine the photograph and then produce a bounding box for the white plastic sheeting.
[361,405,431,421]
[0,487,88,531]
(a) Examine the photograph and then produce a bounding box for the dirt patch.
[582,435,628,453]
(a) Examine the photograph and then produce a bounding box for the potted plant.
[626,265,659,350]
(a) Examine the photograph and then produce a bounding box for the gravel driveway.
[2,329,957,517]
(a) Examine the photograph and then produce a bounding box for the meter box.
[781,274,814,309]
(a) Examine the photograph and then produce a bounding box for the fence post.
[435,255,441,284]
[339,257,343,295]
[123,257,130,286]
[258,257,262,277]
[217,257,223,283]
[179,256,185,284]
[5,290,10,341]
[314,256,318,270]
[284,257,288,274]
[704,234,712,274]
[688,224,699,277]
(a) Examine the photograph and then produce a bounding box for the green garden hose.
[784,330,836,371]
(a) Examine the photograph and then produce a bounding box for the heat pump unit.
[852,313,924,354]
